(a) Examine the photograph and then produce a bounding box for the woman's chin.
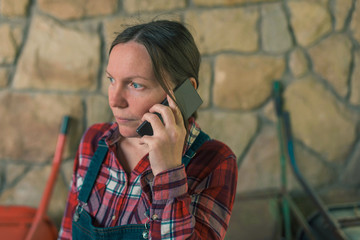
[118,127,140,138]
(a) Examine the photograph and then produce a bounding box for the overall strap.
[78,138,109,203]
[78,131,210,203]
[182,130,211,167]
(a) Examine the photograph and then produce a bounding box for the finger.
[141,112,166,135]
[167,95,184,126]
[149,103,176,127]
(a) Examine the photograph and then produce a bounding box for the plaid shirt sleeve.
[57,151,80,240]
[141,140,238,240]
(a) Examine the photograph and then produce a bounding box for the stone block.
[13,15,100,91]
[237,125,280,193]
[185,8,259,54]
[237,124,336,193]
[61,159,75,186]
[261,3,292,53]
[289,48,308,78]
[287,1,331,47]
[194,0,277,6]
[309,34,352,97]
[283,76,356,163]
[38,0,118,20]
[226,196,281,240]
[213,54,285,110]
[197,111,258,160]
[198,59,211,108]
[0,67,10,88]
[334,0,353,31]
[288,141,336,191]
[86,94,114,128]
[0,24,17,64]
[350,50,360,105]
[0,0,30,17]
[340,140,360,187]
[123,0,185,14]
[5,163,28,186]
[0,91,84,162]
[350,0,360,44]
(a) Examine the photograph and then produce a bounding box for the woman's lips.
[115,116,137,124]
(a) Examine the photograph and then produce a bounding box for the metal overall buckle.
[73,202,87,222]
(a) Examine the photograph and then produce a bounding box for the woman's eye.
[130,82,143,89]
[108,77,115,84]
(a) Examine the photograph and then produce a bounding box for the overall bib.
[72,131,210,240]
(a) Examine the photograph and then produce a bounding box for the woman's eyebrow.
[105,70,113,77]
[106,70,151,81]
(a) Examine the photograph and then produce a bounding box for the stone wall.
[1,0,360,238]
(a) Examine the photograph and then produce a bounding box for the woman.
[59,20,237,240]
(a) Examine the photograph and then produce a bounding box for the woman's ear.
[189,77,198,89]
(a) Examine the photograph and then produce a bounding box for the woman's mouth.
[115,116,137,124]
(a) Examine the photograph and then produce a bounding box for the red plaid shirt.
[58,119,237,239]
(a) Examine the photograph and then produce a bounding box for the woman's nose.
[109,86,128,108]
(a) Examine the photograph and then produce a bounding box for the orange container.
[0,206,57,240]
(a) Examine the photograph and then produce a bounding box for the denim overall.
[72,131,210,240]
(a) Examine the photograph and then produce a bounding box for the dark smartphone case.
[136,79,203,137]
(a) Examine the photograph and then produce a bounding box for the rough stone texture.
[61,159,75,186]
[288,1,332,47]
[198,59,212,108]
[86,95,114,128]
[214,54,285,110]
[0,24,17,64]
[237,125,280,193]
[194,0,278,6]
[263,100,277,123]
[38,0,118,20]
[288,142,336,191]
[340,140,360,186]
[0,92,84,162]
[0,0,30,17]
[237,122,338,194]
[289,47,309,78]
[123,0,185,14]
[351,0,360,44]
[104,16,140,51]
[226,197,281,240]
[0,68,9,88]
[5,163,28,186]
[334,0,353,31]
[350,50,360,105]
[261,3,292,53]
[283,76,356,163]
[13,15,100,91]
[11,25,24,48]
[309,34,352,97]
[185,8,259,54]
[197,111,258,159]
[0,165,69,226]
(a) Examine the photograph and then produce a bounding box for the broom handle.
[25,116,70,240]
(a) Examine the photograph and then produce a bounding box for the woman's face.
[106,41,167,138]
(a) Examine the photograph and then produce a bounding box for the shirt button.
[152,214,159,220]
[112,215,116,221]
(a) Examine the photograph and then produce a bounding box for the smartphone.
[136,79,203,136]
